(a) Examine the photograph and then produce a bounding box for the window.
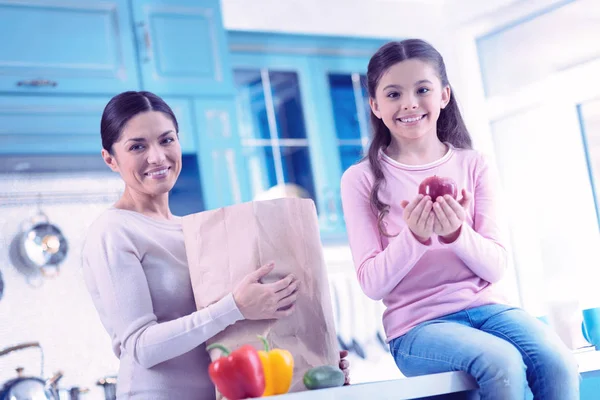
[578,98,600,228]
[328,73,370,171]
[476,0,600,97]
[234,68,316,202]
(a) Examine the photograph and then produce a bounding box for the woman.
[82,91,349,400]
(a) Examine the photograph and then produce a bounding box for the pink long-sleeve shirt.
[340,145,509,341]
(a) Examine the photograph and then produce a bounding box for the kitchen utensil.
[0,269,4,301]
[344,276,366,359]
[96,376,117,400]
[16,209,68,275]
[330,280,351,352]
[374,300,390,353]
[0,342,63,400]
[57,386,89,400]
[67,386,90,400]
[333,274,366,359]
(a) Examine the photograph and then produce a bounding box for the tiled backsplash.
[0,172,124,399]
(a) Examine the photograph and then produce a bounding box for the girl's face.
[370,58,450,144]
[102,111,182,198]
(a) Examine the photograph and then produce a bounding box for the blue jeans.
[389,304,580,399]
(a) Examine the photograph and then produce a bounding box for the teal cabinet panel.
[0,96,111,154]
[0,0,139,94]
[131,0,234,96]
[193,98,248,210]
[0,95,196,155]
[161,97,195,154]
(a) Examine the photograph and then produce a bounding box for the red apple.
[418,175,458,200]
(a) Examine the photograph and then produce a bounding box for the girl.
[83,91,349,399]
[340,40,579,399]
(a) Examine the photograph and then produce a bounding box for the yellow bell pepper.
[257,335,294,396]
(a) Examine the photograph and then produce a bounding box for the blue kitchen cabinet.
[0,96,110,154]
[0,95,197,155]
[161,97,196,154]
[193,98,248,210]
[0,0,139,94]
[228,33,385,239]
[130,0,234,96]
[230,52,344,234]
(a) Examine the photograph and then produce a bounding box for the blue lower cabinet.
[0,96,111,154]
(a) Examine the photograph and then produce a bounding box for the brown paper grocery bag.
[181,198,339,394]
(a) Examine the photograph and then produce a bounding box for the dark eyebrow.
[125,130,174,144]
[382,80,433,91]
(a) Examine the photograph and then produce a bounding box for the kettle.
[0,342,62,400]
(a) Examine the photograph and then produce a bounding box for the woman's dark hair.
[365,39,472,236]
[100,91,179,153]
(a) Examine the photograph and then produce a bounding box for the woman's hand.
[339,350,350,385]
[400,194,434,244]
[432,189,472,243]
[233,262,299,320]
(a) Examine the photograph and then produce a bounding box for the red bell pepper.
[206,343,265,400]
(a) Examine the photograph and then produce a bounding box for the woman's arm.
[82,226,243,369]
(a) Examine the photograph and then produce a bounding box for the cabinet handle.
[137,21,153,63]
[17,79,58,87]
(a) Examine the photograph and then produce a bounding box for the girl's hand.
[400,194,434,244]
[432,189,472,243]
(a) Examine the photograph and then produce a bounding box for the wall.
[0,172,123,399]
[221,0,445,44]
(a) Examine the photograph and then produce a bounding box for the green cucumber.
[303,365,345,390]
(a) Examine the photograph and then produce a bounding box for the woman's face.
[102,111,182,198]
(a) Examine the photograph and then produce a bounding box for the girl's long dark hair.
[365,39,472,236]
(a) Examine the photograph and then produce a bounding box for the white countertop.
[267,371,477,400]
[575,346,600,374]
[263,348,600,400]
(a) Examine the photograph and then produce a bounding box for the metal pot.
[17,211,68,275]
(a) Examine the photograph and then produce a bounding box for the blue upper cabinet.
[160,97,196,154]
[0,0,139,94]
[193,98,247,210]
[131,0,234,96]
[0,96,111,154]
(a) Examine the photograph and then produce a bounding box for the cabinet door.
[194,98,247,210]
[161,97,196,154]
[0,0,139,94]
[131,0,233,96]
[0,96,111,154]
[0,95,197,156]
